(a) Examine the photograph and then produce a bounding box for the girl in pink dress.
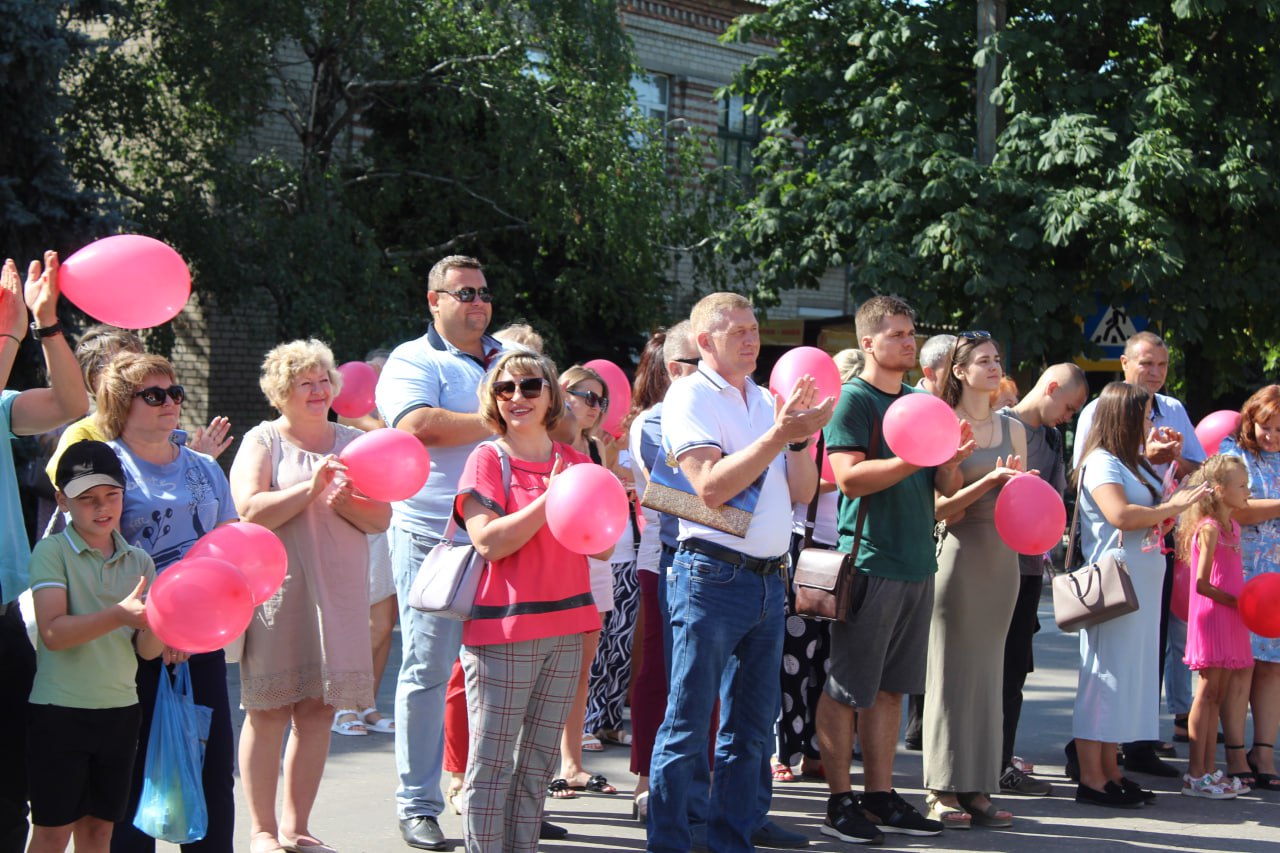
[1177,455,1256,799]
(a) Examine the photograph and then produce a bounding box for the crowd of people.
[1,250,1279,853]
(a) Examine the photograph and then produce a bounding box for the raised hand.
[25,251,60,327]
[190,416,234,459]
[0,258,26,341]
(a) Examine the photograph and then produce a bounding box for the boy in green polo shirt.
[26,440,164,853]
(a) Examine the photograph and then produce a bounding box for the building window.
[631,72,669,145]
[718,93,761,185]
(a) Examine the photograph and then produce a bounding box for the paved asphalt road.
[161,594,1277,851]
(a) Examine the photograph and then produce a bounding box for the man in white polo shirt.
[375,256,505,851]
[646,292,833,853]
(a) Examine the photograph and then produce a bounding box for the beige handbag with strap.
[1051,464,1139,632]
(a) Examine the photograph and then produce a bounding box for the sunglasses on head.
[434,287,492,304]
[134,385,186,406]
[957,330,992,342]
[492,377,547,401]
[566,388,609,411]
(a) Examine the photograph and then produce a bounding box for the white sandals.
[331,709,367,736]
[360,707,395,734]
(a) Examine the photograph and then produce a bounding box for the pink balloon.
[1195,410,1241,456]
[1171,559,1191,622]
[545,463,630,555]
[583,359,632,438]
[770,346,842,402]
[187,522,288,606]
[882,392,961,467]
[59,235,191,329]
[993,474,1067,555]
[332,361,378,419]
[339,428,430,502]
[146,557,255,653]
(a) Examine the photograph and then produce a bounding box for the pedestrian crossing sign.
[1076,300,1150,371]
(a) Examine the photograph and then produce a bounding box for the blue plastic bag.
[132,662,213,843]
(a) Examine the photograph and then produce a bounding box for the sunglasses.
[673,357,700,366]
[492,377,547,401]
[434,287,492,304]
[566,388,609,411]
[134,385,186,406]
[957,330,992,341]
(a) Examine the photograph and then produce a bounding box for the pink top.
[1185,518,1253,670]
[456,441,600,646]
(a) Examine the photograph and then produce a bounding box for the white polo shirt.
[662,364,793,559]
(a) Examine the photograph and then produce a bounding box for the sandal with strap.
[359,707,395,734]
[547,778,578,799]
[567,773,617,795]
[1224,745,1257,789]
[956,792,1013,828]
[330,709,367,736]
[924,792,971,830]
[771,757,796,783]
[1248,743,1280,792]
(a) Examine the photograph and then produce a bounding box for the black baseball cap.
[55,440,127,498]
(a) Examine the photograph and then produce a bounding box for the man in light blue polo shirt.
[1,252,90,853]
[1070,330,1206,779]
[376,255,504,851]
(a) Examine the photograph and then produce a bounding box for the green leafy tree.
[724,0,1280,410]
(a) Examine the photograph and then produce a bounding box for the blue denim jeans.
[1165,615,1192,716]
[647,548,785,853]
[391,526,465,819]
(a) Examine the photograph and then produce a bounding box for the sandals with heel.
[1247,743,1280,792]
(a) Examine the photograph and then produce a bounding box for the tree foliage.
[61,0,720,365]
[724,0,1280,406]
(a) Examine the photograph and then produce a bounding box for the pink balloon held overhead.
[331,361,379,419]
[583,359,631,438]
[544,463,630,555]
[59,235,192,329]
[339,427,430,503]
[146,557,255,653]
[993,474,1067,555]
[770,346,842,401]
[186,522,288,606]
[882,392,962,467]
[1194,410,1242,456]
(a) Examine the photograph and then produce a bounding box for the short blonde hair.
[76,325,146,396]
[833,348,864,382]
[689,292,752,335]
[493,323,545,353]
[477,351,564,435]
[259,339,341,410]
[94,353,179,440]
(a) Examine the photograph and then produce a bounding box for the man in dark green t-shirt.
[813,296,973,845]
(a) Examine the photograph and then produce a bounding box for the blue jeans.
[1165,615,1192,716]
[648,548,785,853]
[391,526,465,819]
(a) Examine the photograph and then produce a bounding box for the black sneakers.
[860,790,943,836]
[821,793,885,845]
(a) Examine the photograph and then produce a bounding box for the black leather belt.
[678,537,787,576]
[660,543,678,556]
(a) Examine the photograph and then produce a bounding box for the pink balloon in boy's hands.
[339,428,430,502]
[770,346,842,402]
[332,361,378,419]
[147,557,254,653]
[882,392,962,467]
[187,522,288,606]
[583,359,631,438]
[545,463,629,555]
[59,235,191,329]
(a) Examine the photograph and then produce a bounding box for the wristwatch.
[29,321,63,340]
[787,439,811,452]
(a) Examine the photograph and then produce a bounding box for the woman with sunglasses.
[923,332,1029,829]
[94,353,241,853]
[228,339,391,853]
[547,365,625,796]
[455,350,607,852]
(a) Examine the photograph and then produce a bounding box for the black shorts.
[27,702,142,827]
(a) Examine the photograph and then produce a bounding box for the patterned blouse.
[1221,435,1280,662]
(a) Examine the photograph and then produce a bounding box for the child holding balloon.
[26,440,164,853]
[1177,455,1256,798]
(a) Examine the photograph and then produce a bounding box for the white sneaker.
[1210,769,1251,795]
[1182,773,1237,799]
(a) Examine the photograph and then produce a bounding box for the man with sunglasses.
[647,293,833,853]
[1,252,89,853]
[375,255,512,851]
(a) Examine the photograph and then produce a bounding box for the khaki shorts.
[824,574,934,708]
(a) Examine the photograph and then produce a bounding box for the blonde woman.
[229,339,391,853]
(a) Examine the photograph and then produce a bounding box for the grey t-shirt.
[1001,407,1067,576]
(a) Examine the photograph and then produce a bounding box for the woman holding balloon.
[1221,385,1280,790]
[923,332,1028,828]
[455,349,607,852]
[95,353,240,853]
[229,339,391,853]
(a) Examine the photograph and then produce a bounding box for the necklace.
[958,406,993,424]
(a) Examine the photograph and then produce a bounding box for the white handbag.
[407,444,510,621]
